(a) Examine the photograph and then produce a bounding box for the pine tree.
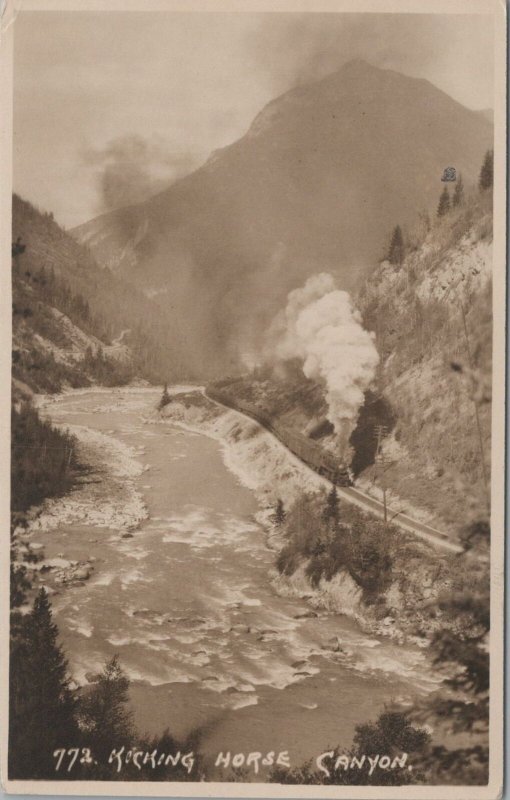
[437,186,450,217]
[323,485,340,526]
[269,710,430,785]
[11,236,26,258]
[158,383,172,410]
[79,655,134,766]
[478,149,493,191]
[9,589,78,778]
[452,174,464,207]
[387,225,404,266]
[272,498,286,526]
[10,562,30,609]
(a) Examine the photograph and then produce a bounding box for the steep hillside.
[12,195,195,386]
[73,60,492,375]
[357,192,492,529]
[213,190,492,533]
[12,255,133,394]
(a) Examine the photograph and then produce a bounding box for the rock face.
[357,192,492,529]
[37,558,95,586]
[73,60,492,375]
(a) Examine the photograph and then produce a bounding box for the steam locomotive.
[207,389,353,487]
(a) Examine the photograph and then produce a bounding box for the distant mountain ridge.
[73,59,493,375]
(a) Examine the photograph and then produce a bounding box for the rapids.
[35,387,437,774]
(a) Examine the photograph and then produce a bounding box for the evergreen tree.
[323,485,340,526]
[272,498,286,526]
[452,174,465,207]
[437,186,450,217]
[270,711,430,785]
[11,236,26,258]
[79,655,134,767]
[478,149,494,191]
[158,383,172,410]
[11,402,77,512]
[10,562,30,609]
[9,589,78,778]
[407,520,490,785]
[387,225,404,266]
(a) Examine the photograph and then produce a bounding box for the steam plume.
[84,135,202,212]
[272,273,379,447]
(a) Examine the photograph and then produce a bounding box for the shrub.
[278,492,397,602]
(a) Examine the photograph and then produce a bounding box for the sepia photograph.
[0,1,505,797]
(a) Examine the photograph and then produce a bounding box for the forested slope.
[12,194,191,391]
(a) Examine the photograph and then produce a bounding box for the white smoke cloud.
[272,273,379,446]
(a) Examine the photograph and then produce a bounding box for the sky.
[13,11,494,228]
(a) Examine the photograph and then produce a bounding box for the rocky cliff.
[357,192,492,530]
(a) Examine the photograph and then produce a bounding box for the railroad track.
[203,388,463,554]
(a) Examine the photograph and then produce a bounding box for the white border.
[0,1,505,798]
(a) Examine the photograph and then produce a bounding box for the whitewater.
[22,386,439,773]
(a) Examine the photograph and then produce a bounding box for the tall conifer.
[9,589,77,778]
[437,186,450,217]
[387,225,404,266]
[452,174,465,207]
[478,149,493,190]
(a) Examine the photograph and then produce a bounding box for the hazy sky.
[13,11,494,228]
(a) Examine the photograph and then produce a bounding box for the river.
[34,386,436,777]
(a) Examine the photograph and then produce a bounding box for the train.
[206,387,353,487]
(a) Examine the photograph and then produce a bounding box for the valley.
[9,49,493,786]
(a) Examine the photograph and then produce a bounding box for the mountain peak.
[75,61,493,376]
[340,57,376,71]
[322,58,413,87]
[246,59,383,138]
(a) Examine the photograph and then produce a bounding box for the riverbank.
[13,407,148,602]
[153,391,456,647]
[19,386,457,651]
[24,385,440,768]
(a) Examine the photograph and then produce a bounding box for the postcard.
[0,0,505,797]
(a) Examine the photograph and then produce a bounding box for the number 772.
[53,747,94,771]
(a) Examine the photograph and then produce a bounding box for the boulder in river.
[132,608,156,619]
[322,636,343,652]
[74,567,91,581]
[230,623,250,634]
[293,609,318,619]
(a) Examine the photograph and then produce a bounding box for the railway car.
[206,388,353,487]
